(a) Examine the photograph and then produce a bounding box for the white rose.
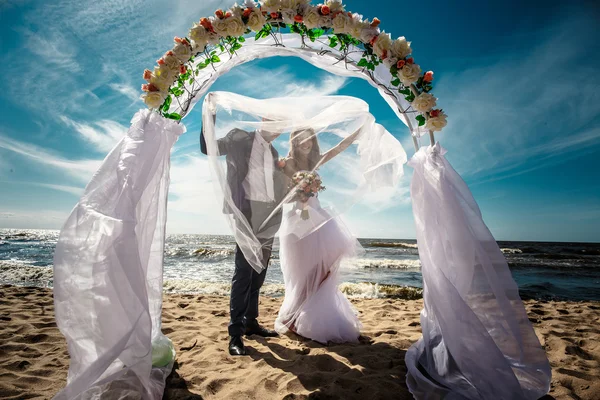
[141,91,167,109]
[261,0,281,13]
[303,7,321,29]
[280,8,296,24]
[226,16,246,37]
[426,112,448,132]
[390,36,412,59]
[247,8,266,31]
[359,26,379,44]
[372,32,392,59]
[318,15,332,28]
[172,42,192,63]
[162,54,181,72]
[189,23,209,50]
[151,67,174,92]
[212,18,228,36]
[350,19,368,39]
[332,13,350,34]
[325,0,344,13]
[280,0,298,10]
[382,56,398,69]
[411,93,437,113]
[399,63,421,85]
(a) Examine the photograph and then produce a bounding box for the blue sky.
[0,0,598,242]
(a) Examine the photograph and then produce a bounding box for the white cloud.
[109,83,142,103]
[0,133,100,183]
[59,115,126,152]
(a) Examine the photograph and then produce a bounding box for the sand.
[0,285,599,400]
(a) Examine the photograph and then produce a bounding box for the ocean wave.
[0,261,53,287]
[0,261,423,300]
[339,282,423,299]
[369,242,418,249]
[349,258,421,269]
[165,247,235,259]
[500,248,523,254]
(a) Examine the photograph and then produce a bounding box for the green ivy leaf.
[399,88,411,95]
[239,36,246,42]
[162,95,172,112]
[416,115,426,126]
[211,54,221,63]
[329,36,338,48]
[166,113,182,121]
[391,78,401,86]
[313,28,324,38]
[357,58,369,67]
[405,93,415,103]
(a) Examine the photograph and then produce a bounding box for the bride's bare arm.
[282,157,298,178]
[317,127,363,167]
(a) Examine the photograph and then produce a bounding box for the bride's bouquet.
[291,171,325,220]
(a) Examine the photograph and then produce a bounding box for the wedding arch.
[52,1,551,399]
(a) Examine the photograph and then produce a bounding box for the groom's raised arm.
[200,112,233,156]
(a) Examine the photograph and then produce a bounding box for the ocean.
[1,228,599,301]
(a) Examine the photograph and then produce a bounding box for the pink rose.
[215,9,224,19]
[397,60,405,69]
[423,71,434,82]
[294,14,303,23]
[370,17,380,28]
[143,69,152,81]
[179,65,187,74]
[156,58,165,66]
[406,57,414,64]
[141,83,149,92]
[430,109,440,118]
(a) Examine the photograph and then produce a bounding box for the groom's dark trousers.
[228,201,281,336]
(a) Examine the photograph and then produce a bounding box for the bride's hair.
[289,128,321,170]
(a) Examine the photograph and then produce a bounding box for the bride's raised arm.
[317,126,363,168]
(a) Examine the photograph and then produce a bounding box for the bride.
[274,127,363,344]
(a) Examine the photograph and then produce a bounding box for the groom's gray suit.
[200,127,286,336]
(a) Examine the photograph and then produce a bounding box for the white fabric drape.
[202,91,407,273]
[405,143,551,400]
[53,109,184,399]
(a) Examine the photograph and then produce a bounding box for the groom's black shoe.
[245,321,279,338]
[229,335,246,356]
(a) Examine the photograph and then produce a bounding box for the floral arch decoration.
[140,0,447,151]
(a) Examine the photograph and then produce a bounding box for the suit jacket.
[200,127,287,215]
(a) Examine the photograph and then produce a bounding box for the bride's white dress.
[274,195,362,344]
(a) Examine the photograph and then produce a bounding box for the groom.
[200,117,286,356]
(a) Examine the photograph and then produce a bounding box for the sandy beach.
[0,285,599,400]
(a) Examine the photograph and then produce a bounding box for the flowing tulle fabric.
[202,91,407,273]
[53,110,183,399]
[275,197,362,344]
[405,143,551,400]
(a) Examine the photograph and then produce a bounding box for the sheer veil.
[201,91,408,272]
